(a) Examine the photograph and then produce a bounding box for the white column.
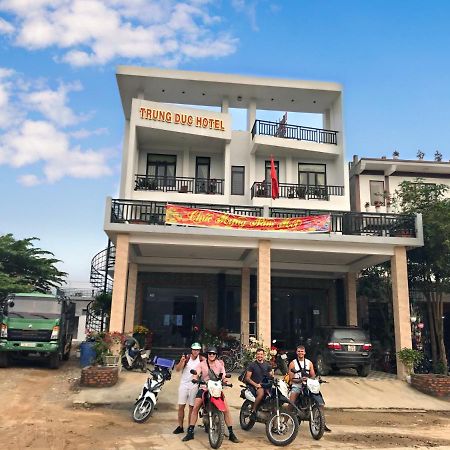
[109,234,130,332]
[391,246,412,380]
[124,263,138,333]
[247,99,256,132]
[257,240,271,346]
[345,272,358,326]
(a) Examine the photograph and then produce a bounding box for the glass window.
[146,154,177,184]
[298,163,326,186]
[265,160,279,182]
[231,166,245,195]
[369,180,384,205]
[195,157,211,193]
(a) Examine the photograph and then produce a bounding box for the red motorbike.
[190,369,232,449]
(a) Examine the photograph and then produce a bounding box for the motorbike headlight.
[0,323,7,338]
[50,325,59,340]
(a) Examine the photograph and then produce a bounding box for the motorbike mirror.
[190,369,197,375]
[225,374,231,378]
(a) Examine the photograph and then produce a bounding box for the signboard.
[165,204,331,233]
[139,107,226,131]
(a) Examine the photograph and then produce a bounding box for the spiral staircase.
[87,240,115,332]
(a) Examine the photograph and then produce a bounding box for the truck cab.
[0,293,76,369]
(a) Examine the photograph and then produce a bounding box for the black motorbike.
[121,337,149,371]
[239,376,299,446]
[290,368,326,440]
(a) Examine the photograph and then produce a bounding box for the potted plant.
[86,331,127,366]
[133,324,151,349]
[364,201,370,212]
[397,348,423,381]
[374,200,382,212]
[393,150,400,159]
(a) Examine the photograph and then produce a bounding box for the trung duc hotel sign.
[139,107,226,131]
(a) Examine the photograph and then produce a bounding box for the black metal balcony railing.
[251,182,344,200]
[135,175,224,195]
[270,208,416,237]
[251,120,338,145]
[111,199,262,225]
[110,199,416,238]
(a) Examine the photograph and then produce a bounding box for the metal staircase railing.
[87,240,116,332]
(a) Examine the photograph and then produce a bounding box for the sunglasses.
[207,352,217,355]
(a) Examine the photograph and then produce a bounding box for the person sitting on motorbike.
[245,348,273,421]
[124,336,140,358]
[173,342,204,435]
[182,347,240,443]
[288,345,331,432]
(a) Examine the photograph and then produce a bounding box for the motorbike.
[190,369,232,449]
[270,339,288,375]
[122,337,149,371]
[132,356,175,423]
[290,367,326,440]
[239,376,299,446]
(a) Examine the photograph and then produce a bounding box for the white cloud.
[26,81,84,127]
[0,17,14,33]
[18,174,41,186]
[0,0,237,67]
[0,69,115,185]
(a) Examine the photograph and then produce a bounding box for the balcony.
[251,120,338,145]
[134,175,224,195]
[251,182,344,200]
[109,199,417,238]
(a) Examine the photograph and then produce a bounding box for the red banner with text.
[165,204,330,233]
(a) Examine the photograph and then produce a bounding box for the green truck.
[0,292,76,369]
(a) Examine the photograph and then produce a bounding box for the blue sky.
[1,0,449,285]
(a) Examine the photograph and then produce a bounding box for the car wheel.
[357,365,370,377]
[316,355,329,376]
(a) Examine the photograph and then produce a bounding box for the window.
[147,154,177,187]
[298,163,326,186]
[265,160,279,183]
[369,180,384,205]
[195,157,211,193]
[231,166,245,195]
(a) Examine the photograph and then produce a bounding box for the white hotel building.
[99,67,423,378]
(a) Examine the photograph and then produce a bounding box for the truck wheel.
[0,352,8,368]
[49,353,60,369]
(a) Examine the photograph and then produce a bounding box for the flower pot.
[102,355,119,366]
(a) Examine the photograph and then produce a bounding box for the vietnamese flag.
[270,156,279,199]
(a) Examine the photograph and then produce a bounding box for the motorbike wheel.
[132,398,154,423]
[309,403,325,440]
[122,355,132,371]
[221,354,236,373]
[239,400,256,431]
[265,410,299,447]
[208,409,225,449]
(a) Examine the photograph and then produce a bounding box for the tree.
[393,180,450,374]
[0,234,67,300]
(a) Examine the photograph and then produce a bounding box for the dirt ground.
[1,357,450,450]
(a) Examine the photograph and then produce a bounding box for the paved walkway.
[73,367,450,411]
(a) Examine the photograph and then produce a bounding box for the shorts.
[290,384,302,394]
[178,383,197,406]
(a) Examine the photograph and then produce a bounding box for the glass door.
[195,157,211,193]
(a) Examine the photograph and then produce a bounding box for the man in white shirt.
[173,342,203,434]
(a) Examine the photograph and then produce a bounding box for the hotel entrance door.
[142,287,203,348]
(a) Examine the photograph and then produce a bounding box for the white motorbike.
[132,357,175,423]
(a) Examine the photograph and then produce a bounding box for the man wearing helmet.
[173,342,204,434]
[182,347,240,443]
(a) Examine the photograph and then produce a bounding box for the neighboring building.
[349,155,450,213]
[101,67,424,378]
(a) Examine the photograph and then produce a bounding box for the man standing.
[245,348,273,420]
[173,342,203,434]
[182,347,240,443]
[288,345,331,432]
